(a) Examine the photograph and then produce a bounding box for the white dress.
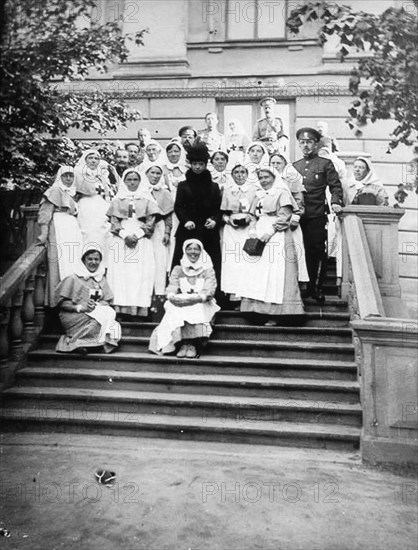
[52,212,84,279]
[151,218,169,295]
[236,186,293,306]
[75,166,114,265]
[163,166,184,272]
[107,217,155,311]
[37,187,84,306]
[236,214,287,304]
[220,184,259,296]
[148,267,220,354]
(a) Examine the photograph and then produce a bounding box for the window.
[218,100,295,160]
[226,0,287,41]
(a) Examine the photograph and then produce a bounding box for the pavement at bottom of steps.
[1,433,416,550]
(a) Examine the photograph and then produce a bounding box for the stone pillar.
[353,318,418,467]
[21,205,40,249]
[341,206,405,316]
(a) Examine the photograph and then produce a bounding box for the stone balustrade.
[0,244,46,390]
[341,206,418,467]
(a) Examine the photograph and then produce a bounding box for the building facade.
[70,0,417,315]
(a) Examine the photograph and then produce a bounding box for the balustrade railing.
[0,244,46,389]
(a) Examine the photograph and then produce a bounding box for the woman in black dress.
[172,143,222,289]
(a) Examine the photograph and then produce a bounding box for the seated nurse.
[55,247,121,355]
[148,239,220,359]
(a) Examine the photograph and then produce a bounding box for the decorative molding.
[102,84,349,101]
[187,39,318,50]
[114,59,191,79]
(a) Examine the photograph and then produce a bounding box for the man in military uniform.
[293,127,344,302]
[253,97,284,141]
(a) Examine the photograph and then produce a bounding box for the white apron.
[77,195,111,265]
[291,225,309,282]
[52,212,83,279]
[237,215,286,304]
[87,304,121,344]
[107,217,155,309]
[151,219,169,295]
[221,223,251,295]
[152,277,220,353]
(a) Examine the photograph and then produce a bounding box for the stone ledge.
[362,435,418,468]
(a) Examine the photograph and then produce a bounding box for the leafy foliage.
[287,1,418,159]
[0,0,146,190]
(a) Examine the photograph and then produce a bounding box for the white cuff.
[76,304,83,313]
[119,229,129,239]
[291,214,300,224]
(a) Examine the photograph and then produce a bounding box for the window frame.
[217,98,297,161]
[225,0,289,42]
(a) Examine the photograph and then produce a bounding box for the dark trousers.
[300,216,328,293]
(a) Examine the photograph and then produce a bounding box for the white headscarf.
[342,156,382,204]
[352,156,382,186]
[52,165,76,196]
[244,141,270,185]
[256,167,288,193]
[144,162,166,192]
[227,118,247,137]
[229,163,250,194]
[115,168,144,200]
[75,148,110,183]
[76,148,101,170]
[74,246,106,282]
[165,140,187,170]
[245,141,269,164]
[318,147,347,181]
[269,155,305,193]
[180,239,213,276]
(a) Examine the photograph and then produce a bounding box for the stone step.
[38,335,354,361]
[42,324,353,344]
[119,323,353,343]
[215,310,350,327]
[16,367,360,402]
[28,350,357,380]
[302,298,347,311]
[0,409,360,451]
[316,283,339,295]
[2,387,362,426]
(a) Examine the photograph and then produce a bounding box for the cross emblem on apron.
[128,200,135,218]
[95,182,106,197]
[89,288,102,301]
[255,200,263,217]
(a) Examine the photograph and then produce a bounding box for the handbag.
[243,237,266,256]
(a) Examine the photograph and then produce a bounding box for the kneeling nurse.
[55,247,121,354]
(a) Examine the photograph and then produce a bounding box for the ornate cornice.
[100,84,349,101]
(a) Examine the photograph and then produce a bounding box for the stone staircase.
[1,287,361,451]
